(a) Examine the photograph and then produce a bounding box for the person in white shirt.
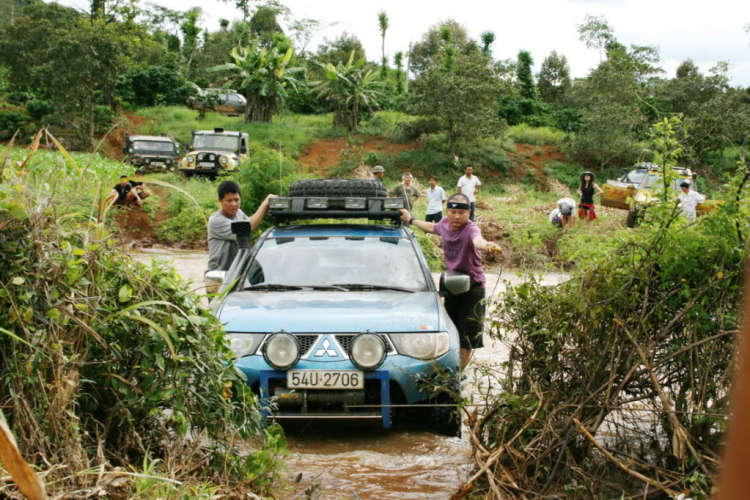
[424,175,447,223]
[457,165,482,221]
[549,207,562,228]
[556,197,577,231]
[678,181,706,219]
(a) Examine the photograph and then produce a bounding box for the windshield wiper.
[245,284,304,291]
[332,283,415,293]
[244,284,348,291]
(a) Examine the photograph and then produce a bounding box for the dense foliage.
[471,122,749,498]
[0,140,285,496]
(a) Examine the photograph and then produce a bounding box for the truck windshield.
[192,134,237,151]
[133,141,174,153]
[244,236,430,292]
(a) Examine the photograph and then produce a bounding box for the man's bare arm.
[248,194,278,231]
[472,235,501,253]
[399,209,436,234]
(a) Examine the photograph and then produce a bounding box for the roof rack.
[269,197,405,225]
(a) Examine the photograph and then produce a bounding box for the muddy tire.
[289,179,388,198]
[626,209,639,228]
[431,401,461,437]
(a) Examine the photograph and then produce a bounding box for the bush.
[0,147,283,495]
[392,117,442,142]
[0,109,29,139]
[238,142,304,230]
[5,90,33,105]
[116,65,194,108]
[93,105,115,134]
[25,99,55,122]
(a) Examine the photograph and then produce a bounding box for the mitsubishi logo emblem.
[314,338,338,357]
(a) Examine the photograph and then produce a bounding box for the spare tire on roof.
[289,178,388,198]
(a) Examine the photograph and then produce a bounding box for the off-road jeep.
[123,135,179,172]
[179,128,249,177]
[205,179,463,435]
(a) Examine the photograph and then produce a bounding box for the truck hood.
[218,291,443,333]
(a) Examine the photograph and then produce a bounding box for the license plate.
[151,162,164,167]
[199,162,214,167]
[288,370,364,390]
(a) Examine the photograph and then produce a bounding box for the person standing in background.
[678,181,706,219]
[424,175,446,223]
[390,172,421,213]
[457,165,481,221]
[578,172,603,228]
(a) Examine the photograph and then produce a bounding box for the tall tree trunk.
[404,42,412,94]
[245,93,276,123]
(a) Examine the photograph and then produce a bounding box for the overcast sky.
[60,0,750,86]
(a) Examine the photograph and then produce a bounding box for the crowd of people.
[548,171,706,230]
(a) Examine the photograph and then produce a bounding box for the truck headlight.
[262,332,300,370]
[389,332,450,360]
[384,198,405,209]
[219,156,228,165]
[187,155,195,163]
[226,333,264,359]
[350,333,386,371]
[269,198,291,210]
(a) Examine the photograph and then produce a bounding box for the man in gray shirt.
[206,181,276,274]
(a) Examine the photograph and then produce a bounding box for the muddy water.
[132,248,569,499]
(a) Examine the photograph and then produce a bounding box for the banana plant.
[210,40,303,123]
[313,51,386,131]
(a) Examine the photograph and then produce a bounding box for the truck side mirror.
[205,270,226,288]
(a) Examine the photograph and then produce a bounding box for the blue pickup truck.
[206,179,464,435]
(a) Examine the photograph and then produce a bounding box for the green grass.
[507,124,566,145]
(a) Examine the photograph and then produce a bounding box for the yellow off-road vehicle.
[179,128,250,178]
[601,163,719,227]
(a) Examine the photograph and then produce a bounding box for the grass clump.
[507,124,566,145]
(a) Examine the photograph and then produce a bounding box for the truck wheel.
[289,179,388,198]
[430,394,461,437]
[626,209,639,228]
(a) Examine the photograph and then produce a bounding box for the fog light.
[350,333,386,371]
[384,198,405,209]
[269,198,291,210]
[209,154,216,161]
[262,332,300,370]
[306,197,328,209]
[345,198,367,209]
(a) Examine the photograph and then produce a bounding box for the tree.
[248,4,283,46]
[480,31,495,57]
[378,11,389,78]
[211,40,301,123]
[394,51,404,94]
[409,19,470,75]
[180,7,202,78]
[577,14,614,62]
[516,50,537,100]
[313,51,385,130]
[410,52,502,154]
[315,32,365,66]
[0,3,144,146]
[538,51,571,105]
